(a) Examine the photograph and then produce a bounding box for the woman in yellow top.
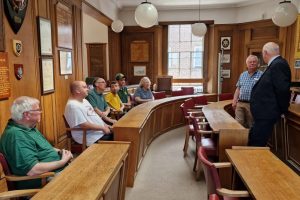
[105,81,124,112]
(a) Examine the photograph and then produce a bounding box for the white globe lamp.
[111,19,124,33]
[272,1,298,27]
[135,1,158,28]
[192,23,207,37]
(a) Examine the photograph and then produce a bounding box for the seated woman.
[134,77,154,104]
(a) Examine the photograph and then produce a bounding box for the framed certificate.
[40,58,55,94]
[37,17,53,56]
[59,50,72,75]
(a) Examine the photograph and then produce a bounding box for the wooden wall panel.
[108,29,121,80]
[0,0,83,150]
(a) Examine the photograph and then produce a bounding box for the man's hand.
[61,149,73,163]
[232,100,237,110]
[103,125,111,134]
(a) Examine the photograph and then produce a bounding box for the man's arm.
[27,150,73,176]
[79,121,111,134]
[135,96,152,104]
[232,87,240,110]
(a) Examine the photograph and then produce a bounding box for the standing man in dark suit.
[249,42,291,146]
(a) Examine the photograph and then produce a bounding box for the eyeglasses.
[27,109,42,113]
[96,81,106,84]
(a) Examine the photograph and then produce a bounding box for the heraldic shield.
[4,0,28,34]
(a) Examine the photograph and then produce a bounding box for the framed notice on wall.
[59,50,72,75]
[295,15,300,58]
[56,2,73,49]
[37,17,52,56]
[0,52,10,99]
[130,41,149,62]
[40,58,55,94]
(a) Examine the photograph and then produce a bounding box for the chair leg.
[195,161,204,181]
[193,145,198,172]
[183,127,189,157]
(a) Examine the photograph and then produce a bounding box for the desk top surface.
[226,149,300,200]
[32,142,130,200]
[202,100,244,132]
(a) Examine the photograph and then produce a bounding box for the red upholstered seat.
[181,87,194,95]
[198,147,249,200]
[152,91,166,99]
[171,90,184,96]
[219,93,233,101]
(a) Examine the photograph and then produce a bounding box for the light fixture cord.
[198,0,201,22]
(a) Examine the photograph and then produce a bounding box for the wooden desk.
[226,149,300,200]
[113,94,216,187]
[32,142,130,200]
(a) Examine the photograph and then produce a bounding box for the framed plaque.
[37,17,52,56]
[40,57,54,94]
[134,66,146,76]
[56,2,73,49]
[0,52,10,99]
[130,41,149,62]
[220,37,231,50]
[59,50,72,75]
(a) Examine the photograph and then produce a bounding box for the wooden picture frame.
[295,15,300,58]
[56,2,73,49]
[40,57,54,94]
[130,41,149,62]
[59,50,72,75]
[134,66,146,76]
[37,17,52,56]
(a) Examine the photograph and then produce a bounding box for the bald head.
[262,42,280,63]
[70,81,83,95]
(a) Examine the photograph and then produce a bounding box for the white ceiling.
[115,0,270,10]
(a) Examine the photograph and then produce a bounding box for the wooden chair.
[152,91,167,99]
[181,87,194,95]
[180,99,205,157]
[192,95,208,110]
[156,75,172,94]
[219,93,233,101]
[198,147,249,200]
[171,90,184,96]
[0,153,54,198]
[63,115,88,153]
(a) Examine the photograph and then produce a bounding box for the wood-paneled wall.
[120,26,163,84]
[0,0,83,148]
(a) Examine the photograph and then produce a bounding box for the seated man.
[86,77,117,124]
[64,81,113,145]
[134,76,154,104]
[0,96,73,189]
[105,81,124,112]
[115,73,131,107]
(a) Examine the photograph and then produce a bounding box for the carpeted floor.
[125,127,207,200]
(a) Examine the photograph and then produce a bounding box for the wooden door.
[86,43,107,79]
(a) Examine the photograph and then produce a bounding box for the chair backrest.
[0,164,9,193]
[0,153,14,190]
[156,76,172,92]
[198,147,222,196]
[180,98,195,117]
[171,90,184,96]
[192,95,208,105]
[181,87,194,95]
[152,91,166,100]
[218,93,233,101]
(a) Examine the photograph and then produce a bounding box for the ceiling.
[115,0,270,10]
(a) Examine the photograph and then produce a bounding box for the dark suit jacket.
[250,56,291,119]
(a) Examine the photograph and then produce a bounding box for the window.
[168,24,204,79]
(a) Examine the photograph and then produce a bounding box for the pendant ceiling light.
[111,19,124,33]
[191,0,207,37]
[272,0,298,27]
[135,1,158,28]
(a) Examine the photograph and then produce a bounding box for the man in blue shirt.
[232,55,263,128]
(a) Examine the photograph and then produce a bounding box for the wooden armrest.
[232,146,270,150]
[197,130,213,134]
[217,188,250,198]
[6,172,55,182]
[0,189,40,200]
[213,162,231,168]
[194,105,204,109]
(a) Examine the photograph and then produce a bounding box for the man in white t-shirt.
[64,81,112,146]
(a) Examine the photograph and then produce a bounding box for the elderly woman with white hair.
[134,76,154,104]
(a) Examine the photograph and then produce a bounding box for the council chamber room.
[0,0,300,199]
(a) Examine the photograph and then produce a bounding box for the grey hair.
[11,96,40,121]
[245,55,258,64]
[139,77,151,87]
[263,42,280,56]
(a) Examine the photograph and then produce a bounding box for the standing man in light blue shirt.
[232,55,263,128]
